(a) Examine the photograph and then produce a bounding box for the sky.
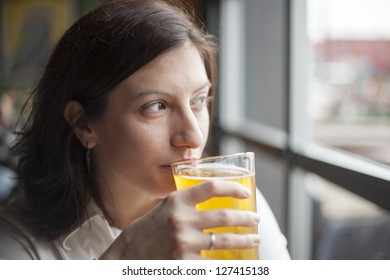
[308,0,390,41]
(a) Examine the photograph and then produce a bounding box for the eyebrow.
[130,81,212,100]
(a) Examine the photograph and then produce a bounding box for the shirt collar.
[55,199,121,259]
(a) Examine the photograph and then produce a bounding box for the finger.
[195,209,260,229]
[178,180,252,206]
[180,252,205,260]
[204,232,260,250]
[173,228,212,253]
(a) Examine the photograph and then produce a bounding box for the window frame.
[219,0,390,212]
[289,0,390,211]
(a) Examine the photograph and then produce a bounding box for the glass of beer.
[171,152,258,260]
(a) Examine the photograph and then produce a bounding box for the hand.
[99,180,260,259]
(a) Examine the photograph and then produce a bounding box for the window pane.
[307,0,390,165]
[245,0,287,130]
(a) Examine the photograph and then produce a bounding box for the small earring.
[85,142,91,174]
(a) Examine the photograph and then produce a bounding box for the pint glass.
[171,152,258,260]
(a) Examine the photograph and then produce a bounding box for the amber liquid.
[173,166,259,260]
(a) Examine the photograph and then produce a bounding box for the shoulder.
[0,198,38,259]
[0,198,62,259]
[0,198,118,260]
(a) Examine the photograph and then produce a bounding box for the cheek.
[121,121,172,159]
[94,120,145,163]
[112,124,160,157]
[200,111,210,139]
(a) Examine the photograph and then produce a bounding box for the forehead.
[119,44,210,93]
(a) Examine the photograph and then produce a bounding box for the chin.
[147,183,176,198]
[143,173,177,198]
[149,189,176,199]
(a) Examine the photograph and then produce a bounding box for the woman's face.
[90,44,211,198]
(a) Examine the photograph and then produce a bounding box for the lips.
[161,158,199,172]
[161,165,174,173]
[171,158,198,164]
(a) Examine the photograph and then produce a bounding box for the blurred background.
[0,0,389,259]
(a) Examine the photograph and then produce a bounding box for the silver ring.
[208,232,216,250]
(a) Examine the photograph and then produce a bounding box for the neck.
[108,196,160,230]
[98,183,161,230]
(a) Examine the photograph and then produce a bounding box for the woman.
[0,0,289,259]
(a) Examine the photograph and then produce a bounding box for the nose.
[171,107,205,149]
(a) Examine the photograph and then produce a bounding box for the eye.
[191,95,211,111]
[141,101,167,113]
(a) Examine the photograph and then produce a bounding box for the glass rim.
[170,152,255,168]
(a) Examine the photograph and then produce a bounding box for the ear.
[64,100,98,148]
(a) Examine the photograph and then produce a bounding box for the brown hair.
[13,0,217,239]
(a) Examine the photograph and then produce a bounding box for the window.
[217,0,390,259]
[307,0,390,166]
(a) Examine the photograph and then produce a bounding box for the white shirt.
[0,189,290,260]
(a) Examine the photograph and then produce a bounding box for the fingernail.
[253,213,260,224]
[242,188,251,197]
[253,235,261,245]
